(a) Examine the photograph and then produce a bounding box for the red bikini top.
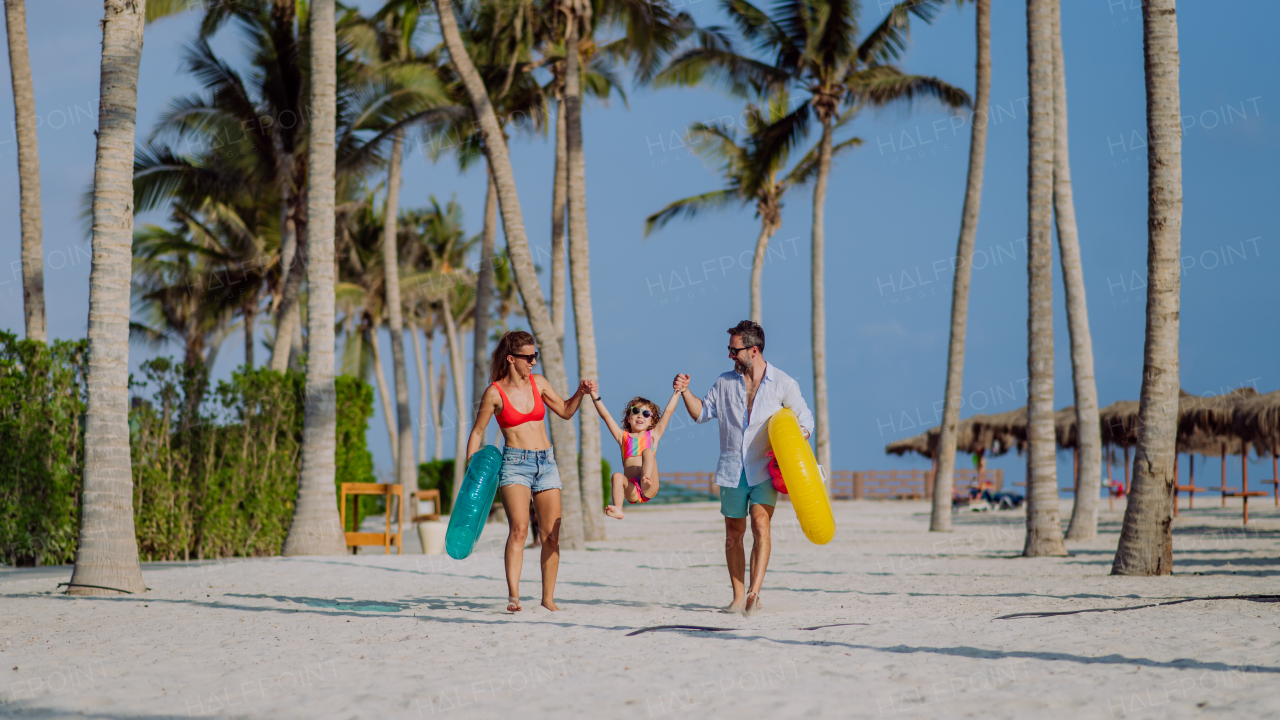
[492,377,546,428]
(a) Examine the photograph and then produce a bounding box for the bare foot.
[724,597,746,614]
[507,596,522,612]
[640,476,658,499]
[541,599,559,612]
[744,592,762,617]
[605,505,624,520]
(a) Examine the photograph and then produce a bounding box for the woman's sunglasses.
[510,352,539,362]
[629,407,653,418]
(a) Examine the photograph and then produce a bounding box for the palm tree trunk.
[5,0,44,343]
[243,304,256,368]
[1053,6,1102,541]
[413,324,429,460]
[441,300,468,509]
[811,118,833,476]
[1112,0,1182,576]
[367,320,399,465]
[433,0,584,549]
[748,220,775,325]
[381,129,416,530]
[1022,0,1066,557]
[68,0,148,595]
[435,362,447,460]
[472,167,498,416]
[289,301,304,371]
[565,19,606,541]
[930,0,991,533]
[425,329,444,460]
[270,217,305,372]
[550,97,568,348]
[282,0,346,557]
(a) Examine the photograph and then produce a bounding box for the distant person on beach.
[673,320,813,616]
[466,331,592,613]
[583,380,681,518]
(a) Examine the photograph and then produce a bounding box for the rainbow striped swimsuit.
[623,430,654,460]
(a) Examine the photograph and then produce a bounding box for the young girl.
[585,381,681,519]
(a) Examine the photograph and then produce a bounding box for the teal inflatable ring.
[445,445,503,559]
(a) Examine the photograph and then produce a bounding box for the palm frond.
[651,29,788,97]
[845,65,971,110]
[643,189,742,236]
[857,0,948,65]
[783,134,862,188]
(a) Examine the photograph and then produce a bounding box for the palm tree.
[67,0,149,596]
[403,197,477,505]
[1022,0,1066,557]
[341,0,455,533]
[432,0,587,550]
[472,169,499,417]
[645,94,849,323]
[550,93,567,347]
[490,247,527,335]
[130,201,260,415]
[558,0,692,541]
[561,0,607,541]
[4,0,44,342]
[282,0,347,557]
[1052,2,1101,541]
[335,191,402,463]
[929,0,989,533]
[1112,0,1182,576]
[132,3,309,373]
[410,310,438,459]
[658,0,968,476]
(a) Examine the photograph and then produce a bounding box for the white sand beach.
[3,498,1278,720]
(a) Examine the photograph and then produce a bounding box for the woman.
[466,330,590,612]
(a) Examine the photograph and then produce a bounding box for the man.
[673,320,814,616]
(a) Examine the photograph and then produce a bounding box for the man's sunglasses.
[728,345,755,355]
[510,352,539,362]
[629,407,653,418]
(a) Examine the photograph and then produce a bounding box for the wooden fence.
[658,469,1003,501]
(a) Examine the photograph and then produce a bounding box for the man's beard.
[734,355,753,375]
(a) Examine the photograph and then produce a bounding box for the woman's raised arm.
[539,375,589,420]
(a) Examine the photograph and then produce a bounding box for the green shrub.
[601,458,612,508]
[1,344,377,565]
[418,459,456,515]
[335,376,379,531]
[131,360,306,560]
[0,334,87,566]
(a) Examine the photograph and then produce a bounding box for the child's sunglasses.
[629,407,653,418]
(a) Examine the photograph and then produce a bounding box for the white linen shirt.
[695,362,815,488]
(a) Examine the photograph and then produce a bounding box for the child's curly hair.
[619,396,662,432]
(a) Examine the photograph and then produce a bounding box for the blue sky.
[1,0,1277,490]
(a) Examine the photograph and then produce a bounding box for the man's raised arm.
[673,373,705,420]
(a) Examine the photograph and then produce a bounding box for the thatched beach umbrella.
[1175,387,1263,518]
[886,431,934,460]
[1230,390,1280,507]
[973,407,1027,457]
[884,414,1004,496]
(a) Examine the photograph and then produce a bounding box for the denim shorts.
[719,471,778,518]
[498,446,562,493]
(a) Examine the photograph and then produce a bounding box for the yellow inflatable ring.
[768,408,835,545]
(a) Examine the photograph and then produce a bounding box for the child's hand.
[673,373,690,392]
[578,379,595,396]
